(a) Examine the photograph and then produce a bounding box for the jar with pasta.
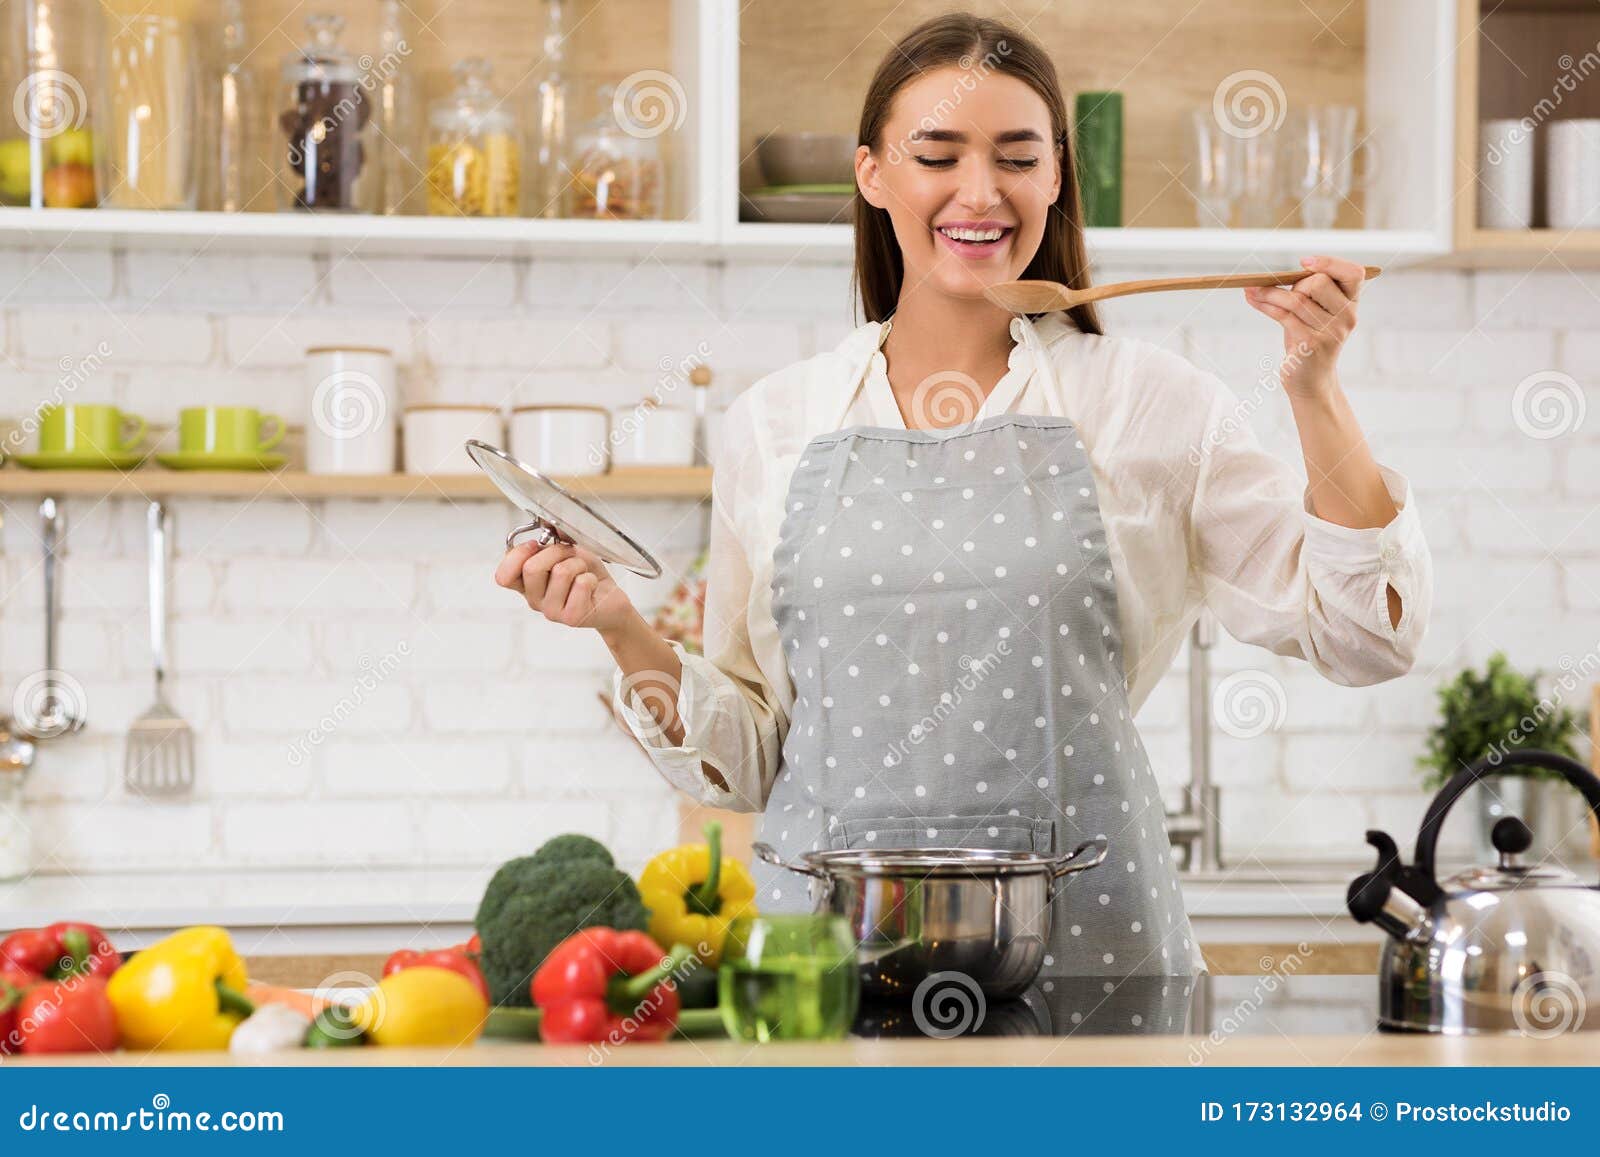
[426,58,519,218]
[567,83,664,220]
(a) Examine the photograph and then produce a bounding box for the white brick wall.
[0,251,1594,876]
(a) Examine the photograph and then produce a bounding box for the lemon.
[355,966,488,1048]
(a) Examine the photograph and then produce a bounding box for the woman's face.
[857,66,1062,305]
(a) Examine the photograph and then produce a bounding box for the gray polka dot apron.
[754,319,1201,978]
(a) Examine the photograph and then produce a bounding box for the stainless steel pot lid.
[759,838,1108,880]
[464,439,663,579]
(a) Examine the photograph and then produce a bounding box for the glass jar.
[3,0,108,208]
[567,83,664,220]
[426,58,519,218]
[276,14,373,212]
[108,14,199,209]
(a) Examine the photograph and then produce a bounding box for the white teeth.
[939,226,1004,243]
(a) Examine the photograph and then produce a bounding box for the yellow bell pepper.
[638,822,757,966]
[105,926,254,1051]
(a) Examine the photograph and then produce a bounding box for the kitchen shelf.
[0,467,712,502]
[1448,0,1600,266]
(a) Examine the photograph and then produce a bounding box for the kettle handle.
[1414,749,1600,881]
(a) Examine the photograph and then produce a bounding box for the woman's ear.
[1049,138,1064,203]
[856,144,889,210]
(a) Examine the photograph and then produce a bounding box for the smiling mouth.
[935,224,1014,255]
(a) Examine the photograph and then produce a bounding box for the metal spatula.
[983,264,1383,313]
[124,501,194,798]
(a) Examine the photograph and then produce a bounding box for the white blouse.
[614,313,1432,813]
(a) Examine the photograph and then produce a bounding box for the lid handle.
[1414,749,1600,883]
[752,841,827,879]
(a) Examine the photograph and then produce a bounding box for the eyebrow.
[906,128,1046,145]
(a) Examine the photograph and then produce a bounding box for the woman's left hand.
[1242,254,1364,402]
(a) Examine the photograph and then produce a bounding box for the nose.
[955,155,1001,213]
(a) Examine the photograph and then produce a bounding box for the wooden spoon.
[984,264,1383,314]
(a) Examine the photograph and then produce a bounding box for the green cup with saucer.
[12,403,149,469]
[156,406,288,471]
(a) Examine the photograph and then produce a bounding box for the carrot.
[244,982,331,1021]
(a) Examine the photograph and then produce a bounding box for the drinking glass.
[718,914,859,1042]
[1285,105,1359,230]
[1187,107,1240,227]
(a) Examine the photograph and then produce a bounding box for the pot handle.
[1046,837,1108,900]
[1414,749,1600,882]
[752,840,828,880]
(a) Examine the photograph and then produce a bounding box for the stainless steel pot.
[754,837,1108,1000]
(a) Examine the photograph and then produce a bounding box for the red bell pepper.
[0,963,37,1055]
[532,928,690,1044]
[0,921,121,981]
[382,946,489,1003]
[13,975,120,1055]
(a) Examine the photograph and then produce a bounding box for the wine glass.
[718,913,859,1042]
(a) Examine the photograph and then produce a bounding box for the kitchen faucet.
[1166,612,1222,872]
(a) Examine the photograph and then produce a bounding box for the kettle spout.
[1346,830,1432,942]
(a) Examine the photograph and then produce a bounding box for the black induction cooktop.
[850,974,1376,1041]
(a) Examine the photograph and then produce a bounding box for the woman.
[495,13,1432,979]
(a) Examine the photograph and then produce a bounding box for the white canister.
[611,399,696,468]
[509,405,610,476]
[1547,119,1600,230]
[305,346,398,474]
[1478,118,1535,230]
[403,405,505,475]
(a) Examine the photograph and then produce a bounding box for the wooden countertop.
[22,1031,1600,1067]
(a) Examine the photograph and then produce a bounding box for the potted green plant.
[1418,652,1583,862]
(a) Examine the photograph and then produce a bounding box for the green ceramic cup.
[177,407,286,456]
[37,404,147,456]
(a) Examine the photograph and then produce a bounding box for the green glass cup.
[37,404,146,456]
[177,406,286,456]
[718,913,860,1042]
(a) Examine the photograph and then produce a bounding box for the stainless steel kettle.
[1347,749,1600,1035]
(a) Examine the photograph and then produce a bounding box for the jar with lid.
[426,58,519,218]
[276,14,373,212]
[567,83,664,220]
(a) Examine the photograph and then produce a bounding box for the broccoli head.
[474,840,650,1007]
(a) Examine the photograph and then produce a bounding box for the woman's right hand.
[493,540,639,635]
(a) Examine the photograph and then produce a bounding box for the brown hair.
[852,12,1102,336]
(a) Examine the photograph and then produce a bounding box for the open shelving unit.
[1449,0,1600,267]
[0,0,1462,269]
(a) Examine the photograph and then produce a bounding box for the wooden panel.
[738,0,1367,228]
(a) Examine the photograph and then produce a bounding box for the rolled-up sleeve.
[610,399,788,811]
[1189,385,1433,686]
